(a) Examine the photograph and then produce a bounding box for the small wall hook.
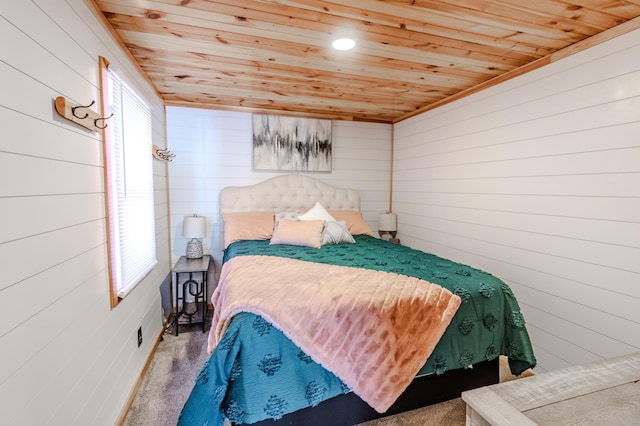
[55,96,103,132]
[152,145,176,161]
[94,113,114,129]
[71,100,96,119]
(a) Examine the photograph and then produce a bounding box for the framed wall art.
[252,114,332,172]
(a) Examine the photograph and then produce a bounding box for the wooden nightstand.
[173,255,212,335]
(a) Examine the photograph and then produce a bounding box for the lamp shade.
[378,213,397,232]
[183,215,206,238]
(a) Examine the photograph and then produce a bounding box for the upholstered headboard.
[220,175,360,213]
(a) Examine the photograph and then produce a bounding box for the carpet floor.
[123,321,529,426]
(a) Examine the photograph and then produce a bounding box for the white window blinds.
[106,68,157,300]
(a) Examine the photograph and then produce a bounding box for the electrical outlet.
[137,326,143,347]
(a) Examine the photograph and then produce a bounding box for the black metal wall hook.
[71,100,96,119]
[94,113,114,129]
[55,96,106,132]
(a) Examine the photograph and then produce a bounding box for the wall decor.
[252,114,332,172]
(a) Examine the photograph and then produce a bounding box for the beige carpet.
[357,397,467,426]
[123,324,211,426]
[123,321,531,426]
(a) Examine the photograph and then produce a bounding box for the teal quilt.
[178,236,536,425]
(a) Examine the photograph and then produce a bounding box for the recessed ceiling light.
[332,37,355,51]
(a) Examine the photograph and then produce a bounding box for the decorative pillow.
[222,211,275,248]
[322,220,355,245]
[298,203,355,245]
[298,202,336,222]
[329,210,375,236]
[270,219,325,248]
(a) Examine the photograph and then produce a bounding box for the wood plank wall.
[0,1,170,424]
[166,107,392,289]
[393,28,640,373]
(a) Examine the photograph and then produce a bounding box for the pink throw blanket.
[208,255,461,412]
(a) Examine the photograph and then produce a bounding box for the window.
[99,57,157,307]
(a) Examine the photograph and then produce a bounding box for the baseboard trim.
[115,322,166,426]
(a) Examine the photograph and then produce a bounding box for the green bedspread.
[178,236,535,425]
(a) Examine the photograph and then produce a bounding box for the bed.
[178,175,536,426]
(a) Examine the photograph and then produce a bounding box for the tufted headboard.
[220,175,361,213]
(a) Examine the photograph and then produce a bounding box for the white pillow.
[298,202,336,222]
[322,220,355,245]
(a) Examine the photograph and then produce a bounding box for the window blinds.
[106,69,157,299]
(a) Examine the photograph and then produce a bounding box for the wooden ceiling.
[92,0,640,123]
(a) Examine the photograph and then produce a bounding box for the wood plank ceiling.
[92,0,640,123]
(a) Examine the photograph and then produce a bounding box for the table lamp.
[183,214,206,259]
[378,213,397,240]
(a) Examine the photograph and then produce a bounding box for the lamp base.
[186,239,203,259]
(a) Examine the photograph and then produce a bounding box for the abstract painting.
[252,114,332,172]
